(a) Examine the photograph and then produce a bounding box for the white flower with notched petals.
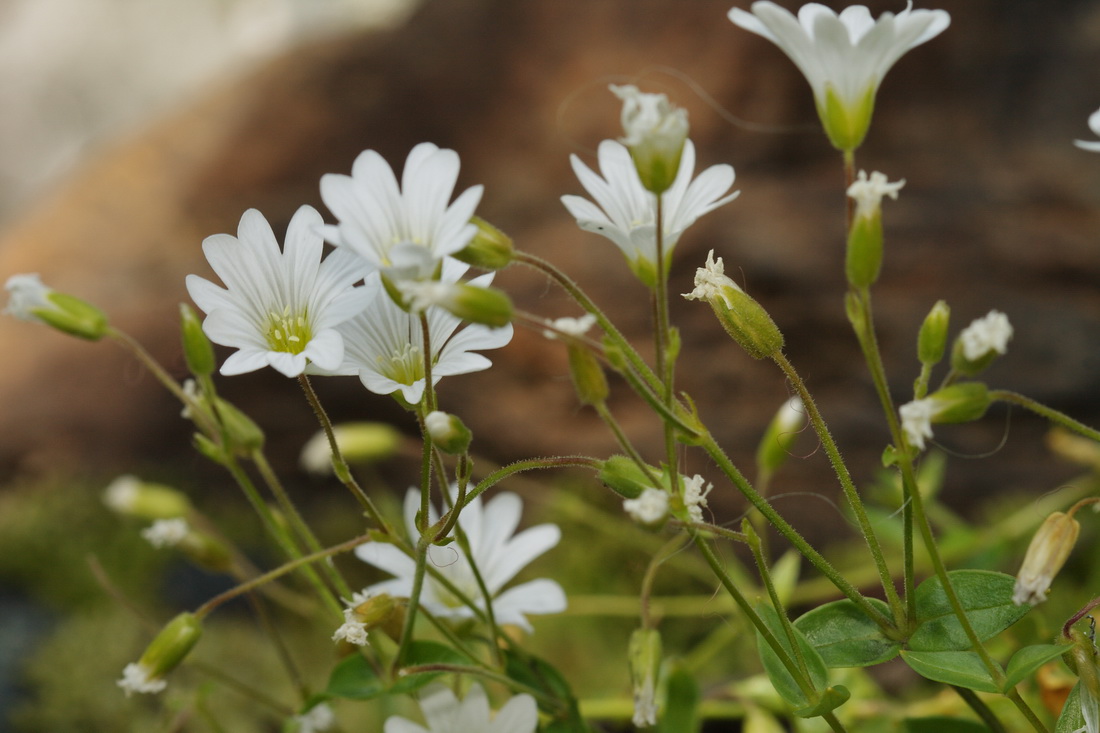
[186,206,373,378]
[356,487,565,632]
[318,259,512,405]
[384,683,537,733]
[959,310,1012,361]
[1076,108,1100,152]
[899,397,935,450]
[561,140,738,286]
[729,2,949,150]
[320,143,483,282]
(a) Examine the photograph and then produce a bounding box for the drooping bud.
[117,612,202,696]
[898,382,990,452]
[103,475,192,520]
[918,300,951,366]
[399,280,513,328]
[179,303,215,378]
[683,250,783,360]
[424,411,472,455]
[299,422,403,475]
[951,310,1013,376]
[610,84,689,194]
[452,217,515,270]
[845,171,904,288]
[1013,511,1080,605]
[598,455,660,500]
[756,396,807,479]
[4,273,108,341]
[629,627,663,727]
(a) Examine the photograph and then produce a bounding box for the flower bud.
[179,303,215,378]
[103,475,191,520]
[683,251,783,359]
[898,382,990,451]
[1013,511,1080,605]
[215,397,266,454]
[4,273,108,341]
[299,422,402,475]
[845,171,904,289]
[400,280,513,328]
[424,411,472,455]
[951,310,1013,376]
[629,627,662,727]
[918,300,951,366]
[567,343,609,406]
[756,397,806,479]
[117,612,202,696]
[598,455,660,499]
[452,217,515,270]
[141,518,233,572]
[610,84,689,194]
[333,593,402,646]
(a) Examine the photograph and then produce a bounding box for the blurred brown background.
[2,0,1100,530]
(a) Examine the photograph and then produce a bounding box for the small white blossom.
[959,310,1013,361]
[847,170,905,219]
[103,475,141,513]
[682,474,714,524]
[1013,511,1080,606]
[899,397,935,451]
[683,250,741,305]
[332,607,370,646]
[384,683,537,733]
[543,314,597,340]
[117,662,167,696]
[141,518,190,549]
[623,488,670,525]
[3,273,53,322]
[294,703,336,733]
[1075,108,1100,153]
[356,487,565,632]
[611,84,689,150]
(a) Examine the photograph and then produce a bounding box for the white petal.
[491,579,568,631]
[483,524,561,590]
[488,694,538,733]
[355,542,417,578]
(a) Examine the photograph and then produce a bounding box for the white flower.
[623,488,670,525]
[543,314,597,340]
[4,273,108,340]
[320,143,483,282]
[683,249,741,305]
[356,487,565,632]
[186,206,373,378]
[729,2,949,149]
[959,310,1012,362]
[117,662,167,696]
[141,518,190,549]
[1075,108,1100,152]
[318,260,512,405]
[682,474,714,524]
[1013,511,1080,606]
[561,140,738,284]
[384,683,537,733]
[609,84,690,193]
[847,170,905,219]
[294,703,336,733]
[332,608,370,646]
[899,397,935,450]
[3,273,53,322]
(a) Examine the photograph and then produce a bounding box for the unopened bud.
[683,251,783,359]
[4,273,108,341]
[567,343,609,405]
[628,627,662,727]
[425,411,472,455]
[611,84,688,194]
[845,171,902,289]
[333,592,403,646]
[951,310,1013,376]
[598,455,661,500]
[918,300,951,366]
[118,612,202,696]
[1014,511,1081,605]
[899,382,990,451]
[400,280,513,328]
[756,396,806,479]
[215,398,265,454]
[103,475,191,520]
[453,217,514,270]
[300,422,402,474]
[179,303,215,377]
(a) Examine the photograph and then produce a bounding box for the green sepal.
[793,685,850,719]
[1003,643,1070,691]
[909,570,1029,651]
[794,598,901,668]
[900,650,1001,693]
[37,292,109,341]
[818,83,875,153]
[846,212,883,289]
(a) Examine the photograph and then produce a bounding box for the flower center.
[265,306,312,354]
[378,342,425,386]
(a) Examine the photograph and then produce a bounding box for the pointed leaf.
[754,604,828,709]
[909,570,1029,651]
[1003,644,1070,692]
[901,650,1002,693]
[504,648,586,730]
[657,665,700,733]
[794,598,901,667]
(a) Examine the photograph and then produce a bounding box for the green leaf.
[325,654,384,700]
[754,604,829,710]
[794,598,901,667]
[904,717,991,733]
[504,649,586,730]
[1055,682,1086,733]
[1003,644,1069,691]
[909,570,1029,651]
[793,685,850,718]
[900,650,1001,693]
[657,665,700,733]
[390,640,471,695]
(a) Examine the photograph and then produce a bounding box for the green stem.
[652,196,681,492]
[594,402,664,488]
[464,455,601,506]
[773,351,904,626]
[991,390,1100,443]
[745,522,811,681]
[640,534,690,629]
[953,686,1009,733]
